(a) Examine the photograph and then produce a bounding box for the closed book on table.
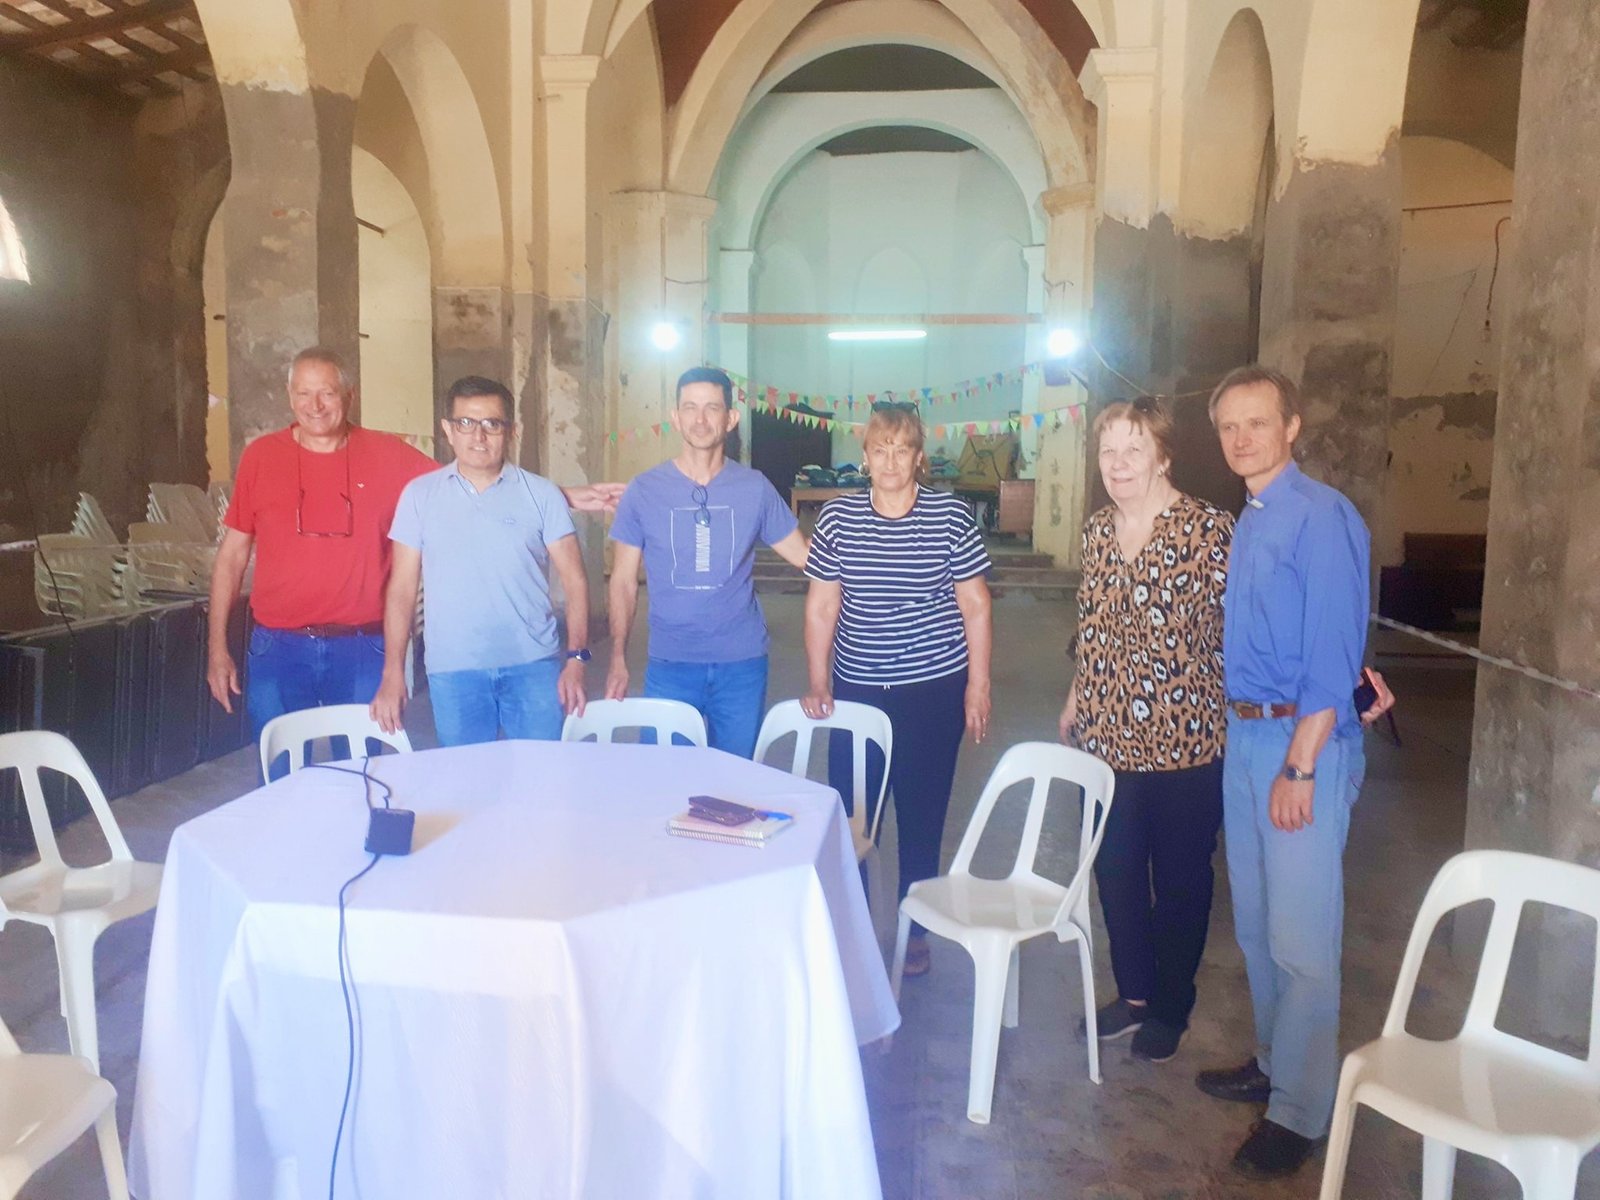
[667,810,793,847]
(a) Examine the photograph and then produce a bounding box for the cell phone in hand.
[1352,667,1380,714]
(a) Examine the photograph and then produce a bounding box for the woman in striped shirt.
[801,403,993,977]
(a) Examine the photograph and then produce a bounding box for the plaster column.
[537,55,603,492]
[716,247,756,377]
[1019,244,1045,474]
[713,248,756,464]
[1078,47,1159,410]
[534,54,606,632]
[602,190,717,481]
[1465,0,1600,1048]
[433,286,510,432]
[219,86,359,461]
[1256,151,1400,532]
[1032,183,1094,568]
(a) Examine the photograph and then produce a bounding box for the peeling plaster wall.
[1087,213,1249,514]
[0,60,226,537]
[1379,136,1512,566]
[1258,150,1401,533]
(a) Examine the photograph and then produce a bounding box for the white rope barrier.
[1371,614,1600,702]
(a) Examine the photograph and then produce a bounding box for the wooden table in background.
[790,485,865,517]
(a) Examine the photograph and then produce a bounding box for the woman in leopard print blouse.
[1059,397,1233,1064]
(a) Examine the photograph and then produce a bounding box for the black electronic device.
[1353,667,1380,715]
[365,807,415,855]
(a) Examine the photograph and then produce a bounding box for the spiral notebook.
[667,809,794,848]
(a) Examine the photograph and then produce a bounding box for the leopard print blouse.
[1072,494,1232,771]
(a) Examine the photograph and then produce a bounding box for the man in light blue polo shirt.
[606,366,808,757]
[370,376,591,745]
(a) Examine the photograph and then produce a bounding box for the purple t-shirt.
[609,460,798,663]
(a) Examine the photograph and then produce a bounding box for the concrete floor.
[5,592,1592,1198]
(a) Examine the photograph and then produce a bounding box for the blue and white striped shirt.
[804,487,990,686]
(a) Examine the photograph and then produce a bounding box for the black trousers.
[1094,759,1224,1027]
[828,669,968,930]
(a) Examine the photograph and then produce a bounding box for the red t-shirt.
[225,426,436,628]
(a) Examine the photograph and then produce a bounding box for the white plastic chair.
[1319,849,1600,1200]
[258,704,413,781]
[893,742,1115,1124]
[561,698,707,747]
[0,732,164,1072]
[754,699,892,863]
[0,1009,128,1200]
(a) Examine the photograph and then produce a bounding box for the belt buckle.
[1231,701,1264,720]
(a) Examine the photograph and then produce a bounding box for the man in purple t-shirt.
[607,366,809,756]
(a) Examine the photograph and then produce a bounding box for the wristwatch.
[1282,765,1316,782]
[565,648,592,662]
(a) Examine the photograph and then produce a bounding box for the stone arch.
[1283,0,1423,175]
[355,24,509,431]
[745,0,1007,117]
[191,0,309,92]
[353,148,434,442]
[1177,7,1273,239]
[664,0,1094,197]
[368,24,506,288]
[716,89,1049,249]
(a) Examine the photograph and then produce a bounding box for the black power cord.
[306,757,393,1200]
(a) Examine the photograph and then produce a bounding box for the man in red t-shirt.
[207,346,621,751]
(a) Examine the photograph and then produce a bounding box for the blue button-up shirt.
[1222,461,1370,737]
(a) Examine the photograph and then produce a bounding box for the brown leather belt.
[1228,700,1298,720]
[271,621,384,638]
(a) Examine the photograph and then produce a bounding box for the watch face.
[567,649,592,662]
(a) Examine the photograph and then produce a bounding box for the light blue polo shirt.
[389,462,576,674]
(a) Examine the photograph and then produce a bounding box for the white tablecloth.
[129,741,898,1200]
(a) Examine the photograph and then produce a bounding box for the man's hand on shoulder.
[562,482,626,513]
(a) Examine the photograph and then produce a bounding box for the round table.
[129,740,898,1199]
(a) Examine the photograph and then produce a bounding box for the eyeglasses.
[446,416,511,435]
[296,443,354,538]
[691,484,711,528]
[871,399,918,413]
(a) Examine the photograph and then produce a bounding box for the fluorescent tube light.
[827,329,927,342]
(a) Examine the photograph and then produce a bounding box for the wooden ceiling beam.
[0,0,195,53]
[93,38,206,81]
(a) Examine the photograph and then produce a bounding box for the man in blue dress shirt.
[1194,365,1375,1180]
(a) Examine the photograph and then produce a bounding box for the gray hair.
[287,346,355,392]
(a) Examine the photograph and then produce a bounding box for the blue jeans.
[642,655,768,757]
[1223,714,1366,1138]
[246,626,386,741]
[428,658,565,747]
